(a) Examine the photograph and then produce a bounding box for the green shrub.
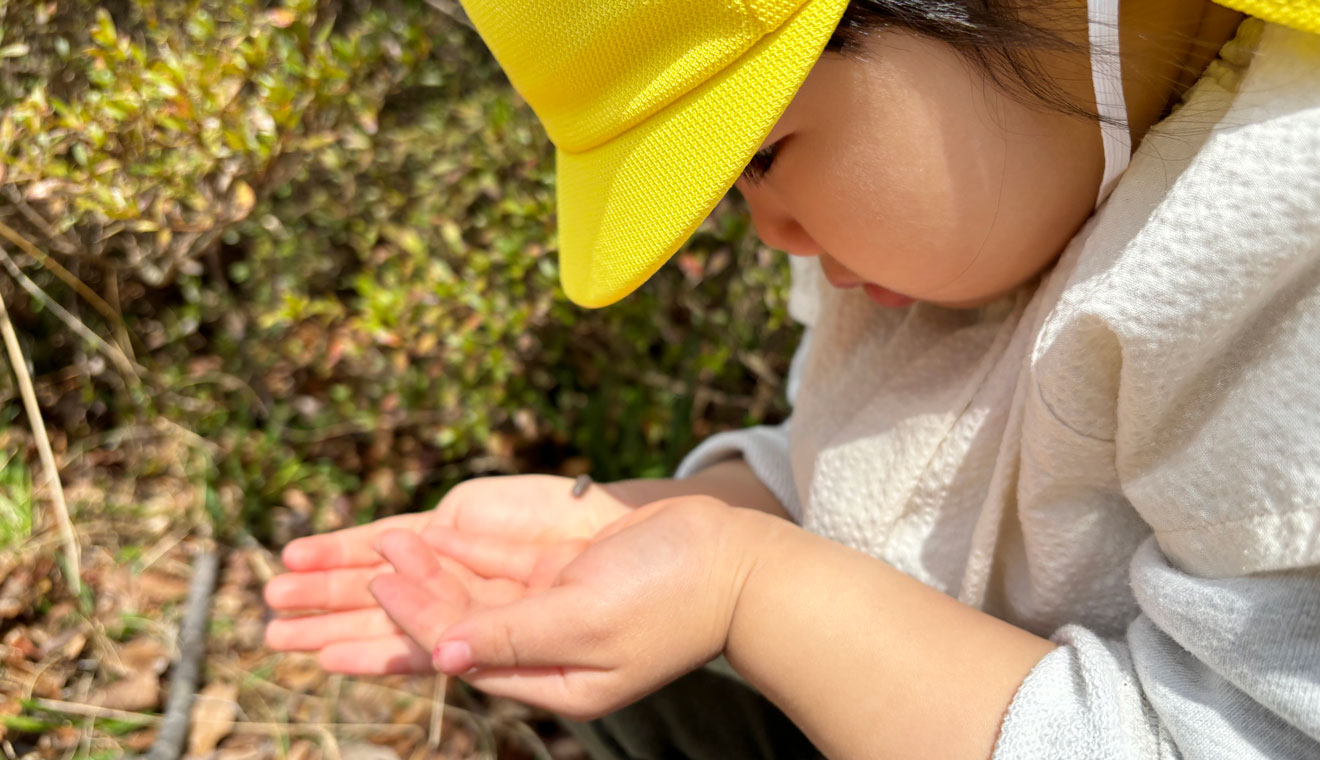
[0,0,798,540]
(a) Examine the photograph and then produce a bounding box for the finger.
[281,511,431,570]
[263,566,389,610]
[431,585,609,675]
[369,571,471,653]
[318,634,434,675]
[376,529,453,581]
[264,608,401,651]
[375,530,504,605]
[421,527,588,589]
[420,527,543,582]
[373,531,527,613]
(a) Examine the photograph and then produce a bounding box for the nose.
[739,183,827,258]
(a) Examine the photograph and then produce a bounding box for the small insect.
[571,473,593,498]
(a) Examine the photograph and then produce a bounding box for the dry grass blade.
[0,287,80,595]
[429,675,447,750]
[0,241,140,381]
[31,699,160,724]
[0,219,132,343]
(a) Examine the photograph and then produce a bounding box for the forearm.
[726,511,1056,760]
[603,457,791,520]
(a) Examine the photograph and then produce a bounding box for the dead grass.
[0,435,582,760]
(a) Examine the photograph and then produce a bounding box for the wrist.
[722,506,798,659]
[606,459,791,520]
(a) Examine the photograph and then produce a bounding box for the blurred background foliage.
[0,0,798,544]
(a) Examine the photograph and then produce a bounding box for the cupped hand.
[369,496,770,721]
[263,474,635,674]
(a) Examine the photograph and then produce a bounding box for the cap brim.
[555,0,850,308]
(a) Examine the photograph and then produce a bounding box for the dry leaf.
[123,727,159,752]
[187,681,239,756]
[89,670,160,711]
[215,747,265,760]
[137,570,191,603]
[272,652,325,692]
[231,180,256,221]
[40,629,88,661]
[118,637,169,674]
[287,740,321,760]
[24,178,62,200]
[340,742,400,760]
[282,489,313,517]
[267,8,297,27]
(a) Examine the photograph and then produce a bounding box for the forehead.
[765,36,985,145]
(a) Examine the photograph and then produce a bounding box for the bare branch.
[0,241,141,382]
[0,219,132,346]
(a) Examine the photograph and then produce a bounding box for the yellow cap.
[458,0,851,307]
[1212,0,1320,34]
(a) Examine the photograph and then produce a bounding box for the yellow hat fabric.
[458,0,851,307]
[1213,0,1320,34]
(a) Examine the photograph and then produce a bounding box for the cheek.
[778,41,1101,304]
[781,78,1004,294]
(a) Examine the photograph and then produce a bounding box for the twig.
[0,286,80,595]
[0,241,140,381]
[0,219,129,340]
[142,546,221,760]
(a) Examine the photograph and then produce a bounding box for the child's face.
[734,33,1105,309]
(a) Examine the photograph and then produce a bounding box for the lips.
[819,258,863,289]
[824,273,862,289]
[818,258,914,307]
[863,283,917,308]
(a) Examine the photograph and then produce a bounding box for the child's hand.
[369,496,771,721]
[263,475,634,674]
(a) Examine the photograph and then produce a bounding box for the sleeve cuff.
[673,419,801,523]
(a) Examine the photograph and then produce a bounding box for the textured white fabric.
[677,19,1320,758]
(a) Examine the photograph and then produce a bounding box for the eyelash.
[740,142,781,185]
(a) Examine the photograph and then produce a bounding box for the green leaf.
[0,714,62,733]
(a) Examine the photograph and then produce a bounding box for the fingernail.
[432,641,472,675]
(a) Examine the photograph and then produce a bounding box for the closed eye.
[740,142,781,185]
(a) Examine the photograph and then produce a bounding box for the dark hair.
[825,2,1099,122]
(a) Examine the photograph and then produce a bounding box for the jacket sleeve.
[674,256,821,523]
[994,540,1320,759]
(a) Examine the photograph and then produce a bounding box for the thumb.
[432,584,606,675]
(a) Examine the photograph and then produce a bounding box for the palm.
[369,499,744,719]
[263,475,630,674]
